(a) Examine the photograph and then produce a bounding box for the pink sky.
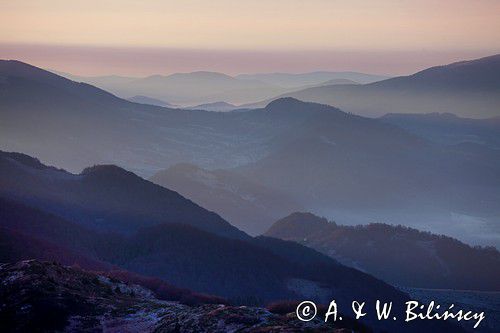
[1,1,499,76]
[1,43,496,77]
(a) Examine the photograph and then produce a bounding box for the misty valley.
[1,54,500,332]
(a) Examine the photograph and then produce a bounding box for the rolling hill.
[0,196,462,332]
[0,60,280,175]
[235,98,500,245]
[1,60,499,245]
[186,101,239,112]
[57,69,387,106]
[0,151,457,332]
[247,54,500,118]
[0,150,246,239]
[55,70,290,106]
[265,212,500,291]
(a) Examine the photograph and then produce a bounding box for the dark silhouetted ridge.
[81,164,138,179]
[266,212,500,291]
[0,59,129,107]
[0,150,249,240]
[0,151,54,170]
[265,97,342,114]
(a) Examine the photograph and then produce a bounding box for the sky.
[1,0,499,76]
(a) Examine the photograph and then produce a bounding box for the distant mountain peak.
[264,97,342,114]
[0,59,128,107]
[374,53,500,92]
[254,53,500,117]
[265,97,311,110]
[199,101,234,107]
[168,71,234,80]
[0,150,57,171]
[284,211,329,223]
[0,59,66,82]
[80,164,138,180]
[188,101,238,111]
[0,59,35,69]
[265,212,335,239]
[320,78,360,86]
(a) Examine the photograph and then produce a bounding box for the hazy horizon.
[1,2,500,331]
[1,43,498,77]
[1,1,500,76]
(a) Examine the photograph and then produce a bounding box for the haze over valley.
[1,57,500,247]
[1,2,500,331]
[54,69,387,107]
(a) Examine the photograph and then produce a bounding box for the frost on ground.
[0,260,354,333]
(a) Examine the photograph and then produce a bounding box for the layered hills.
[1,59,499,244]
[248,54,500,118]
[265,212,500,291]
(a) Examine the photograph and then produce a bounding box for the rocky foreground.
[0,260,357,332]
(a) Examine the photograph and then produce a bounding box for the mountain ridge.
[245,54,500,118]
[0,152,439,333]
[2,61,499,245]
[265,212,500,291]
[0,150,248,240]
